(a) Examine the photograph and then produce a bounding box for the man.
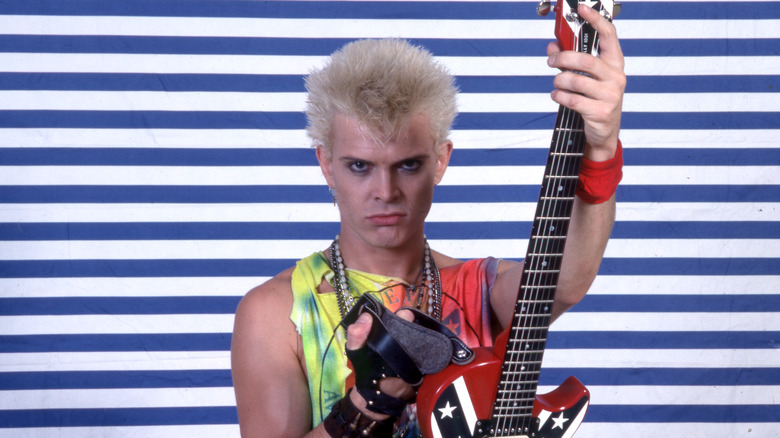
[232,5,625,437]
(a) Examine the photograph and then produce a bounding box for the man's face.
[317,113,452,251]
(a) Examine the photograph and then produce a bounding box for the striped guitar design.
[417,1,619,437]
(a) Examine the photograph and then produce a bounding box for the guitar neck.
[488,0,614,432]
[490,104,585,423]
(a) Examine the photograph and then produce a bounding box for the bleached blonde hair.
[304,39,458,151]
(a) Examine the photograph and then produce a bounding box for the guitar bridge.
[472,419,531,438]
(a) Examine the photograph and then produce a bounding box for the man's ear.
[434,140,453,185]
[315,145,335,187]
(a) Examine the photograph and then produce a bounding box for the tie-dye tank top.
[289,252,499,436]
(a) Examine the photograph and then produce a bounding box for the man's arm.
[231,271,328,437]
[491,4,625,327]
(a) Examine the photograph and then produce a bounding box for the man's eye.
[401,160,422,171]
[349,161,369,172]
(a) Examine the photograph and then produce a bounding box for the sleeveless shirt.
[290,251,499,435]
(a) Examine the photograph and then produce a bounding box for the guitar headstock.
[537,0,620,54]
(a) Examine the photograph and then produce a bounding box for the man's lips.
[367,213,405,226]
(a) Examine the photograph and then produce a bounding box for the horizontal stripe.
[553,312,780,332]
[0,297,240,315]
[2,274,777,299]
[0,351,230,372]
[0,315,235,335]
[2,91,776,113]
[3,239,779,260]
[1,73,777,94]
[2,258,777,278]
[2,15,779,40]
[541,349,780,369]
[2,147,778,166]
[589,275,780,296]
[585,404,780,423]
[0,425,240,438]
[1,404,778,428]
[0,406,237,428]
[1,387,236,410]
[576,423,780,438]
[1,0,779,20]
[3,385,775,411]
[2,202,777,223]
[3,128,778,150]
[1,111,777,130]
[0,370,234,390]
[3,348,774,373]
[548,331,779,349]
[2,330,775,353]
[3,165,776,186]
[4,366,778,391]
[4,53,779,76]
[3,221,778,241]
[3,35,779,57]
[0,277,259,298]
[0,312,775,335]
[1,185,777,203]
[2,294,777,316]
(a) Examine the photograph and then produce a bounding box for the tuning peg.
[537,0,552,16]
[613,2,622,18]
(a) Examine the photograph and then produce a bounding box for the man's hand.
[547,3,626,161]
[345,309,417,421]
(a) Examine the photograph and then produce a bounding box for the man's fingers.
[345,312,372,350]
[577,4,624,68]
[395,308,415,322]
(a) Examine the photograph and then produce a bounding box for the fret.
[502,349,546,356]
[527,254,563,259]
[535,216,570,220]
[507,337,547,343]
[499,359,542,366]
[493,407,536,415]
[553,127,584,133]
[519,284,557,289]
[508,324,548,331]
[539,196,576,200]
[522,269,560,275]
[548,152,583,158]
[497,371,540,377]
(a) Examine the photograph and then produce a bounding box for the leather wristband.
[576,140,623,204]
[322,392,396,438]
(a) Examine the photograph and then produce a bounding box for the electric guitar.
[417,1,619,436]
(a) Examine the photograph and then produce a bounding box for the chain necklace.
[328,234,442,321]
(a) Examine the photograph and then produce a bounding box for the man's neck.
[336,232,426,283]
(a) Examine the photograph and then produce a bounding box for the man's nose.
[373,170,400,201]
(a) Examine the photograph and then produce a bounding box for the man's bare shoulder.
[237,266,296,315]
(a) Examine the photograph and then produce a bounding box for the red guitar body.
[417,330,590,438]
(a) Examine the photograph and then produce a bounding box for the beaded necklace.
[328,234,442,321]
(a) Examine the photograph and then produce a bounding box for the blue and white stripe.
[1,1,778,437]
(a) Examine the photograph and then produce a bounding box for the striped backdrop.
[1,0,778,437]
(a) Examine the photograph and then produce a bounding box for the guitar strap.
[340,294,474,415]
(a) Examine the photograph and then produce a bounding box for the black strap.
[340,295,475,416]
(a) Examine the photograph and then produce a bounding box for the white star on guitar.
[438,401,457,419]
[552,412,569,429]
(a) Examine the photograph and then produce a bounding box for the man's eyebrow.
[394,154,429,164]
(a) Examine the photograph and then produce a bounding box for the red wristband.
[576,140,623,204]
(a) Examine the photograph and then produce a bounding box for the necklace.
[328,234,442,321]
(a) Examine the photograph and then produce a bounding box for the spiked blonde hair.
[304,39,458,150]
